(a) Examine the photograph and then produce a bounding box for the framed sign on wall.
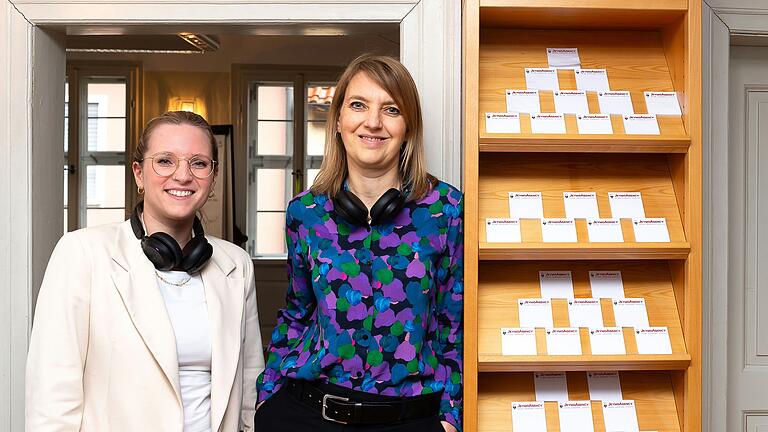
[201,124,234,240]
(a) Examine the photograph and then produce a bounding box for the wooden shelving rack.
[463,1,701,431]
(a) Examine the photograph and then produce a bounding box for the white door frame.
[0,1,462,429]
[702,1,768,431]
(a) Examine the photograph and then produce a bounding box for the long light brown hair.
[311,54,436,201]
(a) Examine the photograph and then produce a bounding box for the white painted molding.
[1,3,33,430]
[704,2,768,431]
[717,13,768,34]
[701,5,731,432]
[31,27,66,316]
[13,1,418,24]
[706,0,768,11]
[400,0,463,188]
[706,0,768,33]
[13,0,414,3]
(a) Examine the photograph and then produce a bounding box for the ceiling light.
[178,33,219,52]
[65,48,204,54]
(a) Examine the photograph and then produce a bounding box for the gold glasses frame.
[142,152,217,179]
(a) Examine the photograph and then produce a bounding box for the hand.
[441,421,458,432]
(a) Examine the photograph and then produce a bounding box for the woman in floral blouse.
[255,54,463,432]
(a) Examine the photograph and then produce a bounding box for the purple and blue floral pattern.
[256,181,464,430]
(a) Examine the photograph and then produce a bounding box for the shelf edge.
[478,243,691,260]
[477,354,692,371]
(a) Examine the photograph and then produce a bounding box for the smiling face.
[132,123,215,227]
[337,71,407,176]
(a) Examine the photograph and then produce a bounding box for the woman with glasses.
[26,111,264,432]
[255,55,463,432]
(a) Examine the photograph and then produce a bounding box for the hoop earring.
[137,186,144,195]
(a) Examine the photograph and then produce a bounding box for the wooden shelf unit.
[478,261,690,371]
[463,1,701,431]
[478,371,682,432]
[478,29,690,149]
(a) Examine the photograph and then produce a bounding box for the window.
[249,82,293,257]
[236,67,341,258]
[305,83,335,187]
[65,63,140,231]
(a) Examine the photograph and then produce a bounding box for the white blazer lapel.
[110,221,182,404]
[202,245,243,432]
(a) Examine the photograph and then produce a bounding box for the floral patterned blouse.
[256,180,464,430]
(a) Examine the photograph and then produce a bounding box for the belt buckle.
[322,394,350,424]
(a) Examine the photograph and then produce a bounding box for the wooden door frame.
[0,1,462,429]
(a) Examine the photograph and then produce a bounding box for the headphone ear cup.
[142,232,183,271]
[369,188,405,226]
[179,236,213,274]
[333,190,369,226]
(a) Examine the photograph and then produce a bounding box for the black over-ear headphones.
[332,184,407,226]
[130,201,213,274]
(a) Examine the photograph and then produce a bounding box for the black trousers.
[254,383,445,432]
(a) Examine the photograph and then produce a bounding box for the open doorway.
[62,26,399,343]
[0,4,460,427]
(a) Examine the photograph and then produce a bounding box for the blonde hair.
[311,54,436,201]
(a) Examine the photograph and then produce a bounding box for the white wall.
[1,5,32,431]
[68,33,399,71]
[1,5,66,430]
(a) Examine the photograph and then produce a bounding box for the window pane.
[87,118,126,152]
[307,101,330,122]
[63,165,68,203]
[256,168,288,211]
[257,85,293,121]
[256,212,286,255]
[306,121,326,156]
[86,208,125,227]
[63,166,68,232]
[307,85,335,113]
[87,82,126,117]
[306,168,320,190]
[257,121,293,156]
[64,116,69,153]
[64,81,69,153]
[305,83,333,160]
[86,165,125,208]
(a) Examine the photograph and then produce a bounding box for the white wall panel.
[0,3,33,430]
[744,91,768,364]
[746,413,768,432]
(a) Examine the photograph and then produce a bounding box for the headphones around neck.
[332,183,407,226]
[130,201,213,274]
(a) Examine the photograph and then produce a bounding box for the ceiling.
[63,23,399,53]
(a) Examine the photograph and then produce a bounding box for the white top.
[156,270,212,432]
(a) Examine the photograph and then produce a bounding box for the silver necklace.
[155,270,192,287]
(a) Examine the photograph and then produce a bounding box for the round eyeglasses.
[142,152,217,179]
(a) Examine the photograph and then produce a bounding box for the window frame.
[65,61,142,232]
[232,64,342,260]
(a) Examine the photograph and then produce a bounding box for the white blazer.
[26,220,264,432]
